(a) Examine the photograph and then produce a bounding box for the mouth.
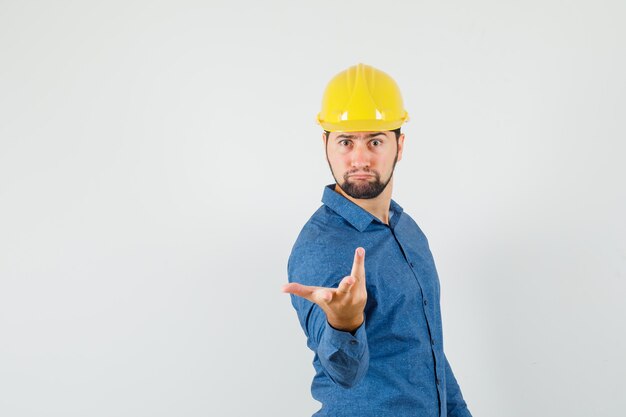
[348,173,375,180]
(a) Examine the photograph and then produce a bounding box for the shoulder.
[396,209,432,249]
[290,204,355,252]
[287,205,354,287]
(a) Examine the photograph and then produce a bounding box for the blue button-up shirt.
[287,185,472,417]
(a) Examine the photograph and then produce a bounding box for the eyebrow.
[335,132,387,140]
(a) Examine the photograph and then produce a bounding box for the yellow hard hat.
[316,63,409,132]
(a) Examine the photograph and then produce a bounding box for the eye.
[370,139,382,147]
[339,139,351,146]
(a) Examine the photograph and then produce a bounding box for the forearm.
[317,317,369,388]
[287,246,370,389]
[293,298,370,389]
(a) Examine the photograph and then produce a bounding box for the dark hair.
[324,128,401,141]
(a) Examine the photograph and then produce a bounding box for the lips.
[348,174,375,180]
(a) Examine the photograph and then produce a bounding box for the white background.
[1,1,625,416]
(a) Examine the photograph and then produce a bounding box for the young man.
[282,63,472,417]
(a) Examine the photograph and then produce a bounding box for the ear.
[322,131,332,151]
[396,133,405,162]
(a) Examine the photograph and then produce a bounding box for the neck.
[334,178,394,225]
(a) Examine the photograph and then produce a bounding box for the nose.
[350,142,370,169]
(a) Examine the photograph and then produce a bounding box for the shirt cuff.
[321,318,367,356]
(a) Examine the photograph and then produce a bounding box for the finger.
[336,275,355,295]
[311,287,334,304]
[282,283,333,305]
[281,283,317,301]
[350,247,366,281]
[318,289,333,303]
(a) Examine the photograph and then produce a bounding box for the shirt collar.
[321,184,404,232]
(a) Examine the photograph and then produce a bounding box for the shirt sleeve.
[316,313,369,388]
[444,353,472,417]
[287,243,370,389]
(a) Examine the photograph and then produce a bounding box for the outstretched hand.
[282,247,367,333]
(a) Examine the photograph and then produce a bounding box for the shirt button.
[423,300,428,306]
[409,262,414,267]
[436,377,440,385]
[349,340,358,345]
[431,339,435,346]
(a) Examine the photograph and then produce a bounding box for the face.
[324,130,404,199]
